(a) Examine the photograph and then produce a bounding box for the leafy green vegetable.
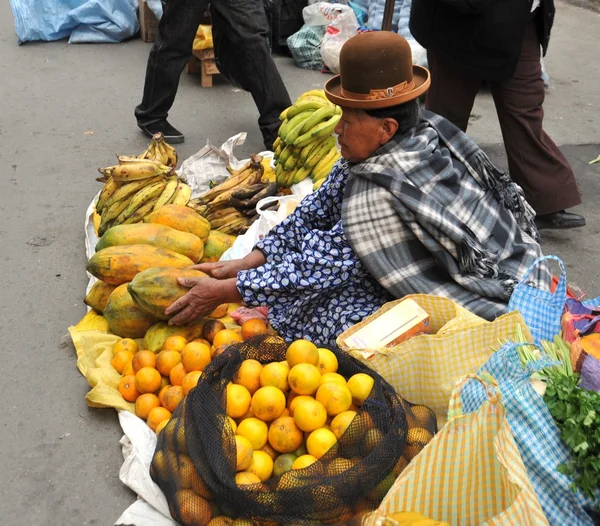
[544,374,600,501]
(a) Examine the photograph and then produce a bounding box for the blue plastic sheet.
[10,0,139,44]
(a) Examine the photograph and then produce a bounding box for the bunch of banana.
[96,155,191,236]
[274,89,342,188]
[229,182,278,216]
[138,132,178,168]
[186,154,265,234]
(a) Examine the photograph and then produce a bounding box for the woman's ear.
[380,118,399,144]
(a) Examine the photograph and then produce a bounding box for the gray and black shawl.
[341,110,547,320]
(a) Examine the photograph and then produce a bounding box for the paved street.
[0,1,598,524]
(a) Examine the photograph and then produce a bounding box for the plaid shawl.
[342,110,546,320]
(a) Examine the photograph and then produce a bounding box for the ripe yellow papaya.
[143,321,208,352]
[128,267,208,320]
[84,280,116,313]
[144,204,210,243]
[96,223,204,262]
[200,231,236,263]
[103,284,159,338]
[86,245,193,286]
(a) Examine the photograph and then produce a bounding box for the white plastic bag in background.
[303,2,351,26]
[220,178,314,261]
[320,6,359,73]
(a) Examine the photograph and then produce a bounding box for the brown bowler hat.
[325,31,430,109]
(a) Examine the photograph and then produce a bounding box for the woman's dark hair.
[364,98,422,136]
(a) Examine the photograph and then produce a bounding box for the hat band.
[340,80,415,101]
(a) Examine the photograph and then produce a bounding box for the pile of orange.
[111,317,270,434]
[225,339,375,486]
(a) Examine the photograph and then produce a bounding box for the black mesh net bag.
[151,335,437,525]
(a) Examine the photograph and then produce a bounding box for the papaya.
[103,284,159,339]
[87,245,193,286]
[144,205,211,243]
[128,267,208,320]
[200,231,236,263]
[96,223,204,262]
[84,281,116,313]
[143,321,208,353]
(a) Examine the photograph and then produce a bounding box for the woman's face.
[334,108,397,163]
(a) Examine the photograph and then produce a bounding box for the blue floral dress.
[236,161,393,349]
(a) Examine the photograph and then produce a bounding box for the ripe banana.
[298,89,328,100]
[153,177,178,210]
[299,136,328,164]
[208,169,263,207]
[292,165,312,184]
[310,114,342,139]
[96,176,120,214]
[312,148,340,180]
[312,178,325,192]
[273,136,282,151]
[99,198,130,234]
[187,202,209,217]
[278,145,294,166]
[286,97,330,119]
[216,217,250,235]
[279,107,289,121]
[116,155,164,165]
[103,176,163,212]
[117,180,166,223]
[209,211,246,229]
[122,198,159,224]
[305,136,337,169]
[207,206,239,222]
[170,182,191,205]
[232,183,267,200]
[200,155,263,202]
[284,152,299,172]
[100,161,170,182]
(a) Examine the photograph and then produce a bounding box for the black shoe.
[138,120,185,144]
[535,210,586,230]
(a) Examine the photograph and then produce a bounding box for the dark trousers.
[425,18,581,215]
[135,0,292,149]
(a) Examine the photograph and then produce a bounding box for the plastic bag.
[193,24,213,50]
[320,5,359,73]
[151,335,437,524]
[286,24,327,70]
[303,2,351,26]
[10,0,139,44]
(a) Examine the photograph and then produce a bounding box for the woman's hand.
[192,250,267,280]
[165,277,241,326]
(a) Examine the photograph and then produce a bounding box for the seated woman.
[166,31,547,348]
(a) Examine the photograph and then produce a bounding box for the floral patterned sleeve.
[254,161,347,262]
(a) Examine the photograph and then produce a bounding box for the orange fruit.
[251,386,286,422]
[227,416,238,434]
[237,417,268,450]
[122,362,134,377]
[192,338,212,347]
[361,428,384,456]
[181,342,211,372]
[241,318,268,340]
[259,362,289,391]
[330,410,357,440]
[292,454,318,470]
[169,362,188,386]
[293,398,327,432]
[347,373,374,406]
[118,375,140,402]
[147,406,172,432]
[156,350,182,377]
[175,489,211,525]
[247,450,274,481]
[158,384,170,406]
[162,385,184,413]
[226,383,252,419]
[182,371,202,396]
[135,393,160,420]
[233,359,263,395]
[306,428,337,459]
[132,350,156,373]
[316,382,353,416]
[280,408,291,418]
[267,416,304,453]
[325,457,355,476]
[286,339,319,367]
[113,338,138,356]
[319,372,347,387]
[111,350,134,374]
[288,395,313,417]
[235,471,261,486]
[162,335,187,352]
[317,348,338,374]
[155,419,168,435]
[260,443,278,460]
[135,367,163,394]
[235,406,254,423]
[273,453,296,476]
[235,435,254,471]
[288,363,321,395]
[213,329,243,348]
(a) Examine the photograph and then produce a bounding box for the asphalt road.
[0,1,599,524]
